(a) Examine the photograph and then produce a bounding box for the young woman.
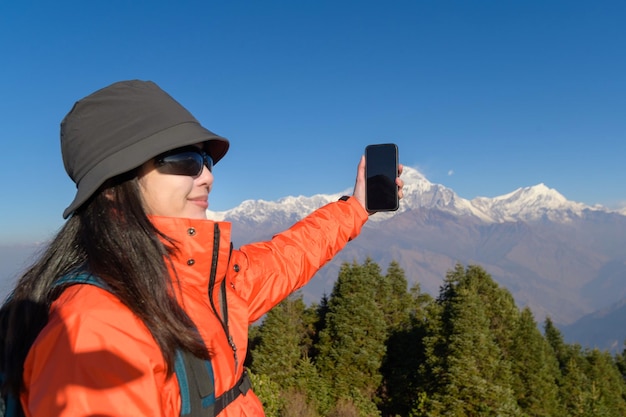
[0,80,403,416]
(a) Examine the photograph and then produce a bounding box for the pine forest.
[246,260,626,417]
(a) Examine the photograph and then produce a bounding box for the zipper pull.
[228,335,239,370]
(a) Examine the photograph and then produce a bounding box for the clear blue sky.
[1,0,625,244]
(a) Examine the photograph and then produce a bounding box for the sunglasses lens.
[205,155,214,173]
[157,151,204,177]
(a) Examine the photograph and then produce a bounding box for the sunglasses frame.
[154,146,214,178]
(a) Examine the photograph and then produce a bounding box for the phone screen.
[365,143,399,212]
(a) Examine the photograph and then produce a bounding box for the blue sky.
[1,0,625,244]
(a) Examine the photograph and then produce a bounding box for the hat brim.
[63,121,229,219]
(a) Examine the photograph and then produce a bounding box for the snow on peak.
[398,166,434,198]
[395,166,495,221]
[208,166,614,225]
[472,183,588,222]
[208,193,341,223]
[493,183,567,205]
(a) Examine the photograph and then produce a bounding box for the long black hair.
[0,171,208,398]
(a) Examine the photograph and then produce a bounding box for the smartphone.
[365,143,399,212]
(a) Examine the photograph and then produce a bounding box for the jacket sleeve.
[233,196,368,322]
[22,285,178,417]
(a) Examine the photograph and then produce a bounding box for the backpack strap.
[54,272,108,288]
[0,381,19,417]
[214,370,252,415]
[175,350,216,416]
[55,273,216,417]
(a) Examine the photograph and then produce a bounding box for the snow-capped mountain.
[208,193,345,224]
[208,166,614,224]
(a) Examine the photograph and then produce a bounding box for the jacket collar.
[149,215,233,291]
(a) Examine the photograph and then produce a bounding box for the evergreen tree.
[290,357,331,416]
[250,295,307,388]
[376,260,414,332]
[581,348,626,416]
[308,293,329,361]
[315,260,387,414]
[545,321,626,416]
[559,353,589,416]
[417,264,521,416]
[466,265,519,360]
[248,371,283,417]
[544,316,569,372]
[379,279,433,417]
[300,301,321,359]
[510,307,562,416]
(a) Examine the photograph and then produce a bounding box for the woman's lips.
[189,197,209,209]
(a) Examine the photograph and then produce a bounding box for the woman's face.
[137,145,214,219]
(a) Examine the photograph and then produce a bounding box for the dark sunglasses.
[154,146,214,177]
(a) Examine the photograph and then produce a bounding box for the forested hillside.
[246,261,626,417]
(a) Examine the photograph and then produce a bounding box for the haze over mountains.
[209,167,626,352]
[2,167,625,352]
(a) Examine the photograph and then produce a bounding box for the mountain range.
[208,167,626,352]
[2,167,624,352]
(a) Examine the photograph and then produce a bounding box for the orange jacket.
[22,196,368,416]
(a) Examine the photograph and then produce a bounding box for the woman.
[0,80,403,416]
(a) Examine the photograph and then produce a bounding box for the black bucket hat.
[61,80,229,219]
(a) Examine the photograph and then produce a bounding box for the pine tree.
[315,260,387,414]
[466,265,519,360]
[544,316,568,372]
[300,301,321,359]
[559,352,590,417]
[417,263,521,416]
[379,274,433,416]
[546,323,626,416]
[376,260,414,332]
[581,348,626,416]
[308,293,329,361]
[250,295,307,388]
[510,307,563,416]
[290,357,331,416]
[247,371,283,417]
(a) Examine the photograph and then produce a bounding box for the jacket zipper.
[208,223,239,371]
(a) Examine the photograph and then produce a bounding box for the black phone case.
[365,143,399,212]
